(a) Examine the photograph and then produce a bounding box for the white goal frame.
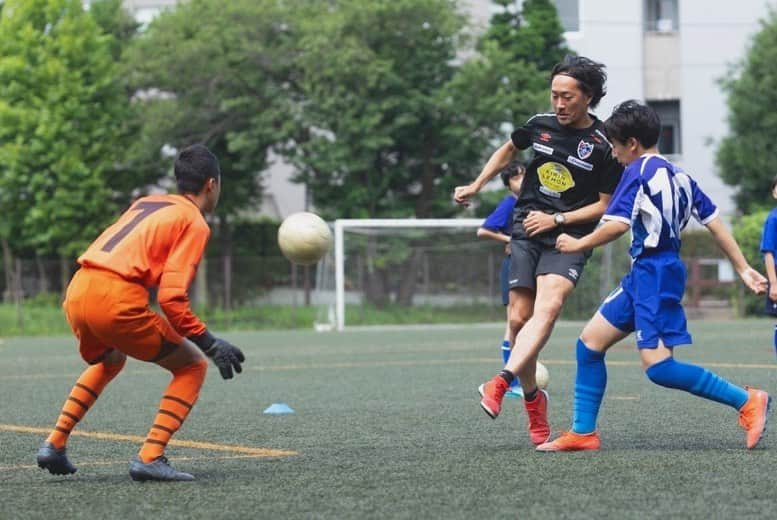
[332,218,484,331]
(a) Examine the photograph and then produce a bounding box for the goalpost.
[315,218,492,331]
[312,218,629,332]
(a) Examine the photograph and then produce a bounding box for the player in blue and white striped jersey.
[604,148,718,260]
[537,100,771,452]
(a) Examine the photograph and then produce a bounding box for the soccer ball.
[535,361,550,389]
[277,212,332,265]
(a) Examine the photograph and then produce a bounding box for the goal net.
[314,219,497,331]
[313,218,632,331]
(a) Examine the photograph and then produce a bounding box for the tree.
[0,0,128,268]
[89,0,139,61]
[480,0,573,72]
[285,0,551,222]
[122,0,299,307]
[282,0,552,305]
[717,9,777,213]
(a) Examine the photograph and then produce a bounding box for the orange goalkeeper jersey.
[78,194,210,337]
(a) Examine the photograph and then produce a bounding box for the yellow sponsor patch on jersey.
[537,162,575,193]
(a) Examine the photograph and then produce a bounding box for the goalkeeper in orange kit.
[36,144,245,481]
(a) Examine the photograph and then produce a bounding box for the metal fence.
[0,246,738,331]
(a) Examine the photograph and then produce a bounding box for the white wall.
[569,1,645,121]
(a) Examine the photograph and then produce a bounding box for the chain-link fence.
[0,243,738,334]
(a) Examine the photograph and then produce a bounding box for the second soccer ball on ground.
[535,361,550,389]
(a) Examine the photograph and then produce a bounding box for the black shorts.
[499,256,511,306]
[508,238,590,292]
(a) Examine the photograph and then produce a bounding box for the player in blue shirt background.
[536,100,771,452]
[477,160,525,398]
[759,178,777,356]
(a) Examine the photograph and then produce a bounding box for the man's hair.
[174,144,221,194]
[550,55,607,109]
[500,159,526,187]
[604,100,661,148]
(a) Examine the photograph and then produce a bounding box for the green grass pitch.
[0,320,774,519]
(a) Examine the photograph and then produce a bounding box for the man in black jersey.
[454,56,623,445]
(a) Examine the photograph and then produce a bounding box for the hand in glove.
[189,331,245,380]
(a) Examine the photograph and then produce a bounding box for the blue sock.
[501,340,511,364]
[773,325,777,358]
[645,357,748,410]
[572,339,607,434]
[501,340,520,389]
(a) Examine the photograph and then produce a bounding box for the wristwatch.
[553,212,566,226]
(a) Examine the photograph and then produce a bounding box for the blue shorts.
[599,252,692,349]
[499,256,511,306]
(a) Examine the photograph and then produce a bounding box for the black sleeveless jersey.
[510,113,623,243]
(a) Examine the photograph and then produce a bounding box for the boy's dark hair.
[604,100,661,148]
[771,175,777,192]
[550,55,607,109]
[500,160,526,187]
[174,144,221,194]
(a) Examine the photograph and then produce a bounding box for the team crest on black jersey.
[577,140,594,160]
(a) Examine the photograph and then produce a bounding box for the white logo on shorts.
[568,268,579,280]
[603,286,623,304]
[636,330,643,341]
[509,278,519,284]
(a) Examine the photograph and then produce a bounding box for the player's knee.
[533,300,563,323]
[103,350,127,377]
[509,305,532,330]
[644,358,675,387]
[576,338,605,363]
[184,358,209,381]
[509,312,529,331]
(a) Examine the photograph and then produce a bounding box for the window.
[553,0,579,32]
[644,0,678,32]
[647,100,681,155]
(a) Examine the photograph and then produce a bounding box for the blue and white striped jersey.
[602,154,718,258]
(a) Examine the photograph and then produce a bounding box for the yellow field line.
[0,424,297,457]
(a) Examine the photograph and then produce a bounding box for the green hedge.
[732,210,770,315]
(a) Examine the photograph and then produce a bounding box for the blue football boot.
[129,456,195,482]
[36,442,77,475]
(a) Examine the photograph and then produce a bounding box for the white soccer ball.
[535,361,550,389]
[277,212,332,265]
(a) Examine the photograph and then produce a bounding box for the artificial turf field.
[0,319,775,519]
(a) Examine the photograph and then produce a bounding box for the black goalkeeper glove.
[189,331,245,380]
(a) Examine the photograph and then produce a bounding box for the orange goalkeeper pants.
[63,267,183,364]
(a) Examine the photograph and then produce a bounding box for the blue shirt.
[760,208,777,261]
[482,195,517,235]
[602,154,718,259]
